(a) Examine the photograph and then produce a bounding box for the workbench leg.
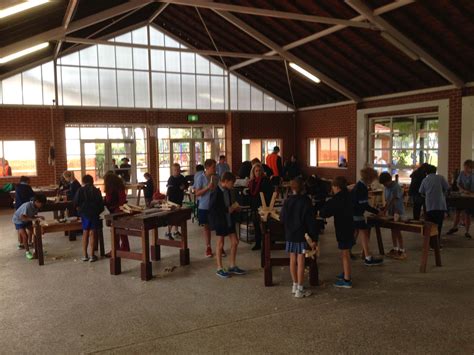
[308,257,319,286]
[420,235,430,273]
[141,230,152,281]
[34,223,44,266]
[110,227,121,275]
[68,232,77,241]
[264,231,273,287]
[375,226,385,256]
[179,221,190,266]
[433,237,442,267]
[150,228,160,261]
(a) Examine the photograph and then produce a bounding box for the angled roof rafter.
[229,0,415,71]
[160,0,375,29]
[0,0,154,58]
[212,10,361,102]
[345,0,464,88]
[54,0,80,60]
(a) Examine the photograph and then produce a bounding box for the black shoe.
[364,257,383,266]
[447,228,458,235]
[251,244,261,251]
[465,233,472,239]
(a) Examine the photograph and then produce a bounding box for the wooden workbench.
[446,193,474,210]
[108,208,192,281]
[33,218,105,265]
[261,216,324,287]
[367,215,441,273]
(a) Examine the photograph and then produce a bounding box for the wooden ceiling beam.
[213,10,361,102]
[345,0,464,88]
[230,0,415,71]
[161,0,375,29]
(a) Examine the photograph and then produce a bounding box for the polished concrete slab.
[0,208,472,354]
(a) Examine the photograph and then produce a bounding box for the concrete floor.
[0,208,473,354]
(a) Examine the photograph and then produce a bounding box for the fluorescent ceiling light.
[289,62,321,84]
[0,42,49,64]
[0,0,49,19]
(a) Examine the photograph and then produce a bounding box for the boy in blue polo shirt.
[12,194,47,260]
[194,159,218,258]
[379,172,407,260]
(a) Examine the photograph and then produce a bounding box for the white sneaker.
[291,284,298,294]
[295,288,312,298]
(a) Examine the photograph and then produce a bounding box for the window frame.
[307,137,348,169]
[0,140,38,178]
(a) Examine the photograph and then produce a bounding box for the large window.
[157,126,225,192]
[242,139,282,163]
[65,125,147,188]
[308,137,347,168]
[0,141,37,177]
[369,114,439,183]
[0,25,292,112]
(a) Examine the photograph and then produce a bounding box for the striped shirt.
[419,174,449,212]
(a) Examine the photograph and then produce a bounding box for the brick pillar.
[448,89,462,173]
[146,112,158,188]
[52,107,67,184]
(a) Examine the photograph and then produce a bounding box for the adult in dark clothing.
[166,163,188,240]
[14,176,35,210]
[248,163,273,250]
[238,161,252,179]
[119,157,132,183]
[305,175,330,216]
[351,167,383,266]
[284,155,301,180]
[63,171,81,203]
[280,177,318,298]
[409,163,429,220]
[320,177,355,288]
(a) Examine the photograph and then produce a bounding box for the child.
[379,172,406,260]
[208,172,246,278]
[351,167,383,266]
[320,177,355,288]
[14,176,35,210]
[143,172,155,208]
[14,176,35,249]
[63,171,81,203]
[194,159,219,257]
[12,194,47,259]
[166,164,187,239]
[216,155,230,177]
[280,177,318,298]
[447,159,473,239]
[419,164,449,248]
[74,175,104,262]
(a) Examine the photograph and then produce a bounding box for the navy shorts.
[215,224,236,237]
[338,239,355,250]
[15,222,32,230]
[198,209,209,225]
[81,216,100,230]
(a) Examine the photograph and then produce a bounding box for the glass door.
[171,141,191,176]
[110,140,135,183]
[81,141,108,190]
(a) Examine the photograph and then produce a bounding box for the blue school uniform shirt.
[12,201,38,225]
[384,182,405,216]
[457,172,474,192]
[194,173,215,210]
[216,162,230,177]
[419,173,448,212]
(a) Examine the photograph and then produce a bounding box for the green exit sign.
[187,114,199,122]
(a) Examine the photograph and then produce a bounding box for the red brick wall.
[296,104,358,182]
[296,88,468,182]
[0,107,67,186]
[228,112,295,174]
